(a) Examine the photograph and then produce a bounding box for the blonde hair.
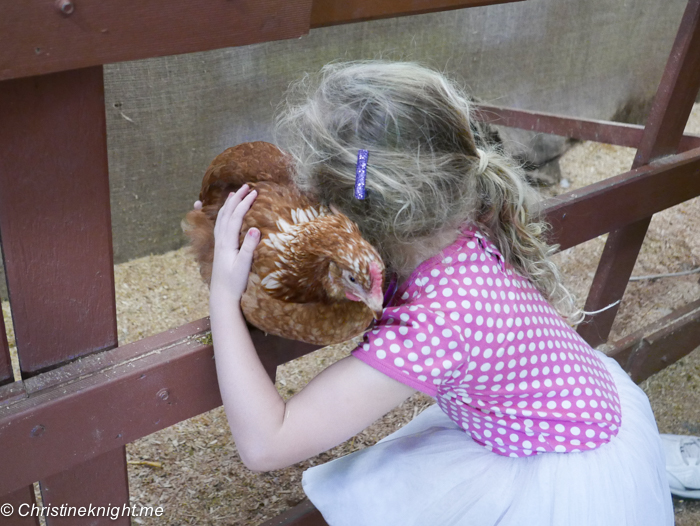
[276,61,580,321]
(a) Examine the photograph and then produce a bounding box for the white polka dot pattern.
[353,228,622,457]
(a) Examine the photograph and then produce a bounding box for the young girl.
[209,61,673,525]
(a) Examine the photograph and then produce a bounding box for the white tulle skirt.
[302,352,674,526]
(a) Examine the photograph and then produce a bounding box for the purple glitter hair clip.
[354,149,369,200]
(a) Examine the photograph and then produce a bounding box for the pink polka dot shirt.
[352,227,622,457]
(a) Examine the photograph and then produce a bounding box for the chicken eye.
[348,275,356,283]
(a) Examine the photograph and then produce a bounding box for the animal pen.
[1,0,700,524]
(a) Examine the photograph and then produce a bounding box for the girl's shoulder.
[394,225,509,302]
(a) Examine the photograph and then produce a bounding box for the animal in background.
[183,141,385,345]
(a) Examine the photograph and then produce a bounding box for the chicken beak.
[365,295,384,320]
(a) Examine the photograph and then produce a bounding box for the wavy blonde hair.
[276,61,580,321]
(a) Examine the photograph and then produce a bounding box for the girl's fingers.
[221,184,250,218]
[228,190,257,246]
[236,228,260,268]
[214,184,252,238]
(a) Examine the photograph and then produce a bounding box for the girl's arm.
[210,186,416,472]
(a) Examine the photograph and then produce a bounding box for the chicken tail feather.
[182,209,215,284]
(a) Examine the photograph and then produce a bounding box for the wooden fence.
[0,0,699,524]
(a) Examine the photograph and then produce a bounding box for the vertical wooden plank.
[0,67,118,375]
[576,218,651,345]
[577,0,700,346]
[40,448,130,526]
[0,67,129,519]
[0,485,41,525]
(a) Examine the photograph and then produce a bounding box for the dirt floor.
[5,105,700,525]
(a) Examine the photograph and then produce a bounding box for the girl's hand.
[211,185,259,301]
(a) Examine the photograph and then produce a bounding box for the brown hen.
[183,141,385,346]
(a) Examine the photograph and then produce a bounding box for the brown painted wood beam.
[606,298,700,384]
[0,320,213,496]
[0,0,523,82]
[542,146,700,251]
[0,0,313,82]
[0,317,321,496]
[474,104,700,152]
[0,381,26,407]
[40,448,130,526]
[310,0,523,28]
[0,67,117,377]
[577,0,700,347]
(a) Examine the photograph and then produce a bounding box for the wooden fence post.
[0,66,128,524]
[577,0,700,346]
